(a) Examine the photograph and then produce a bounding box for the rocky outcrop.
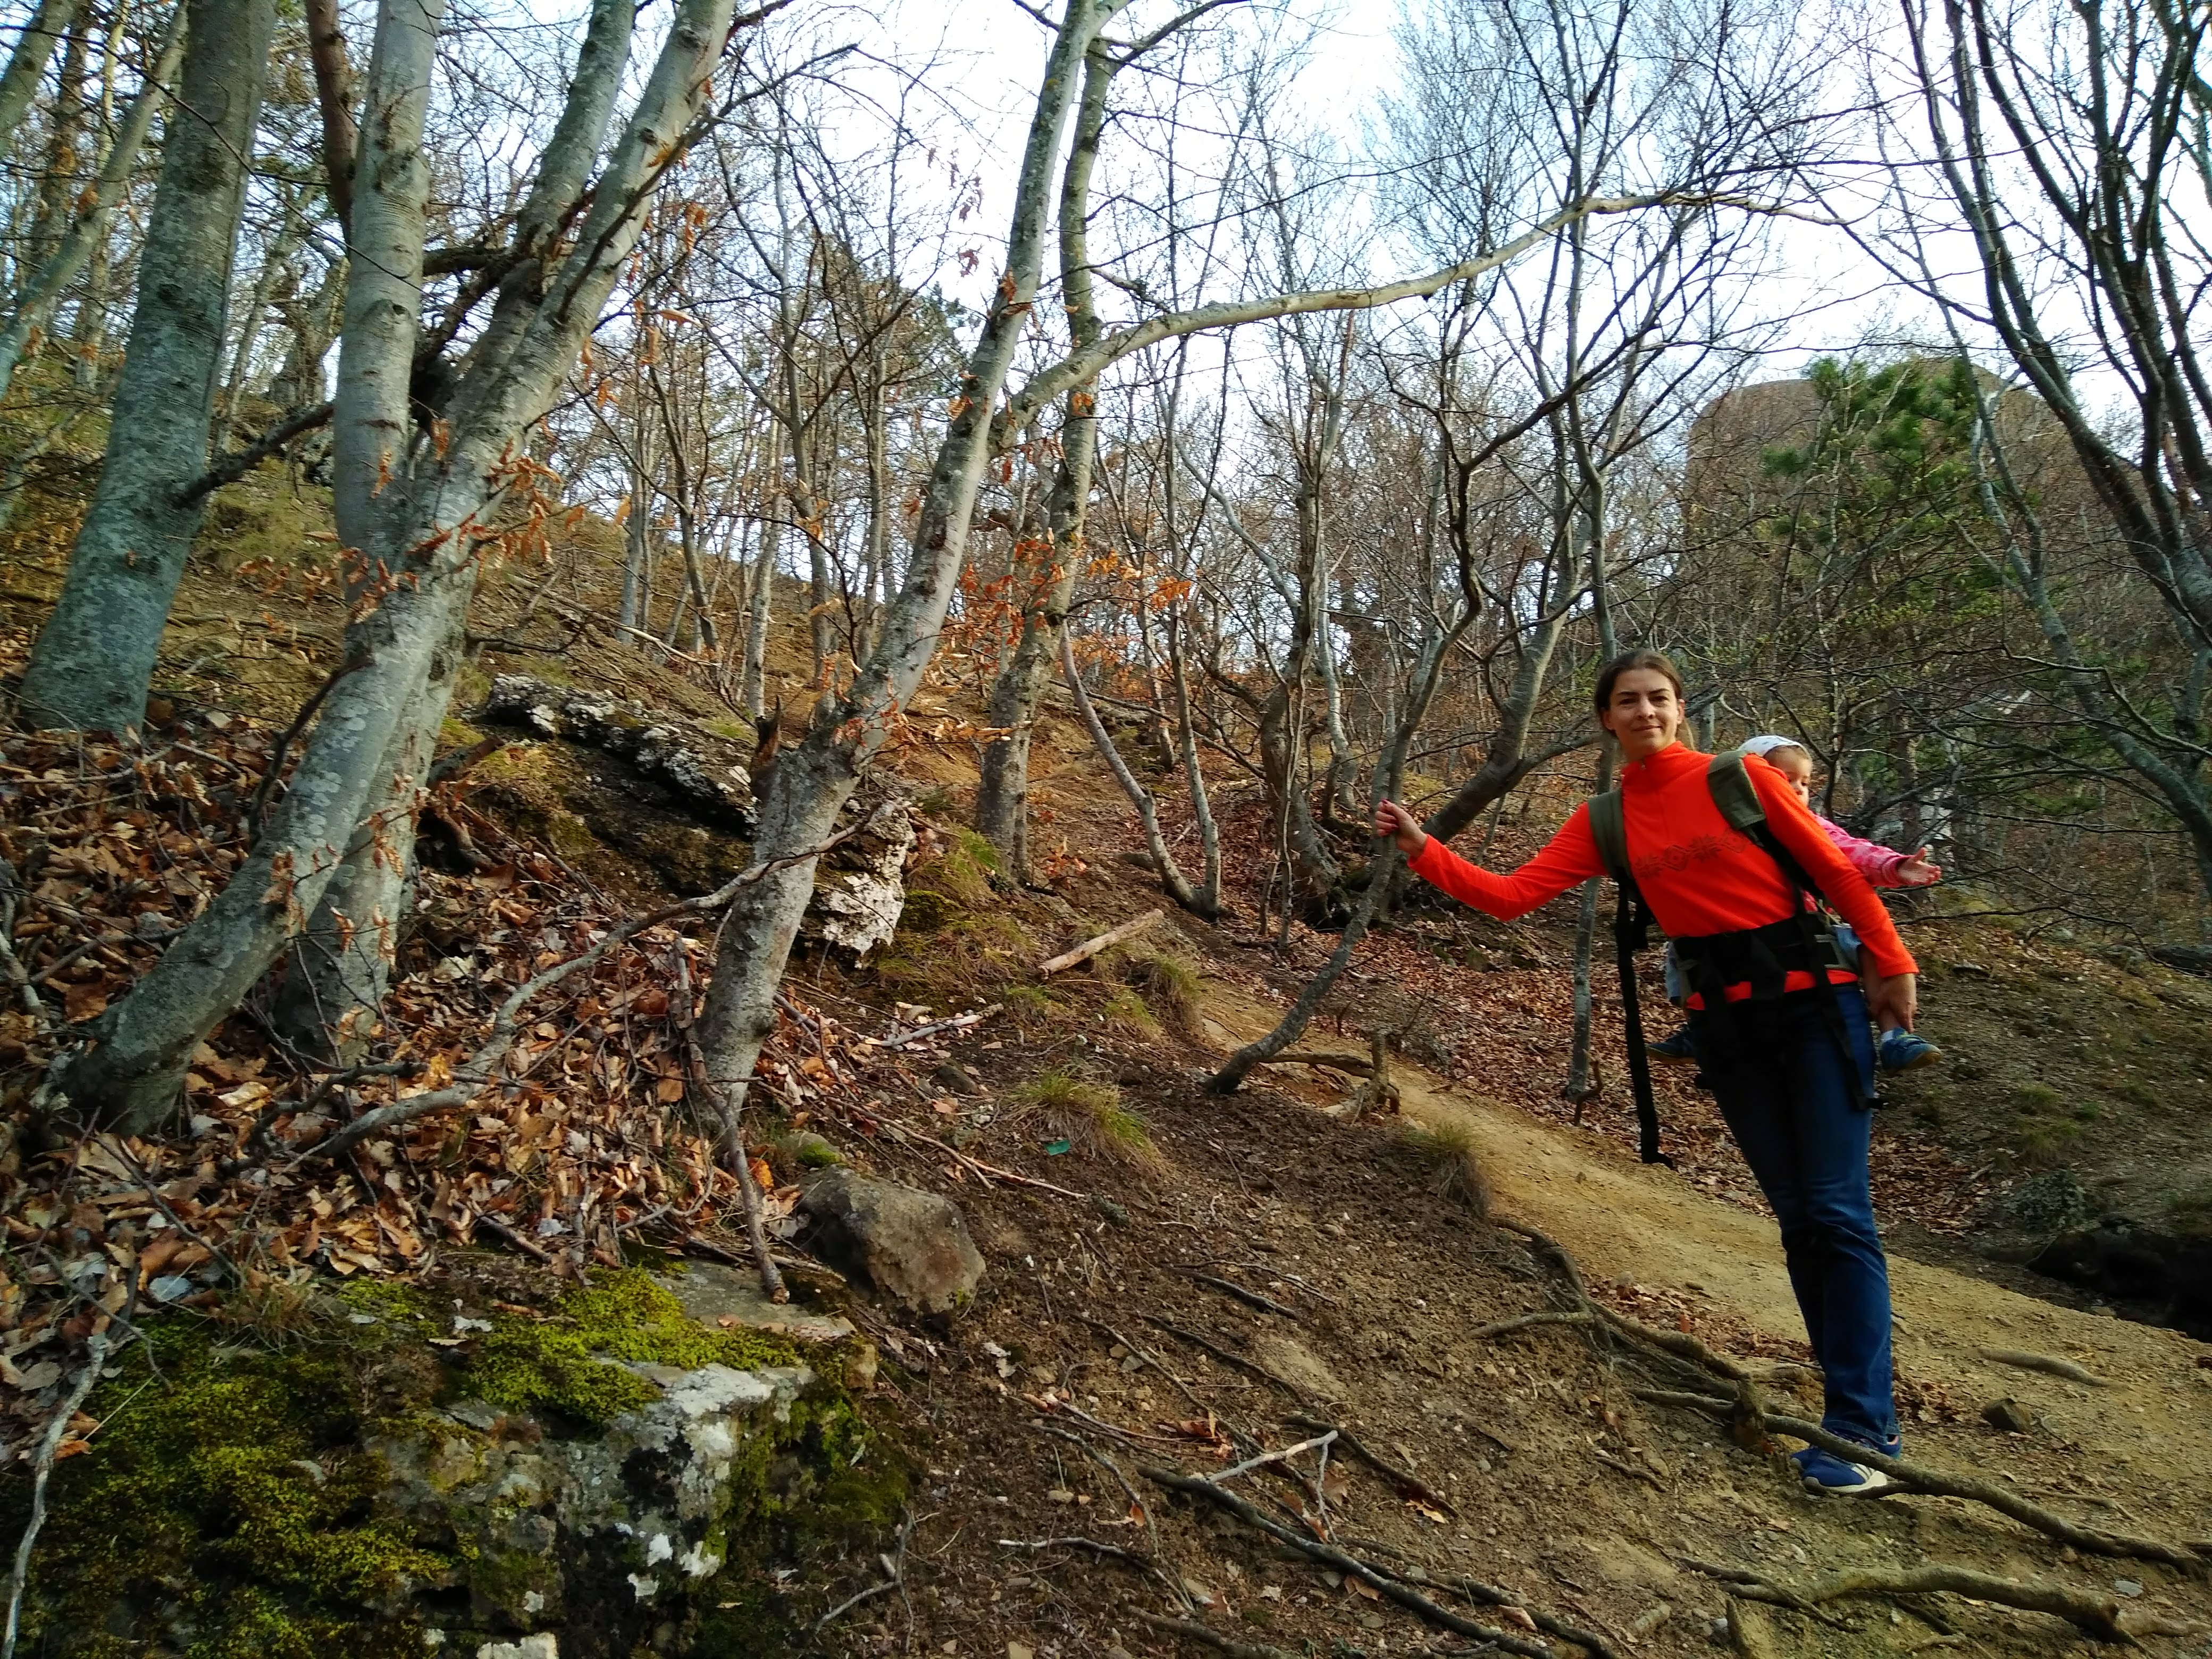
[799,1170,985,1314]
[376,1360,817,1650]
[798,799,915,962]
[480,676,757,832]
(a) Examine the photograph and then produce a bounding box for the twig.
[473,1214,556,1265]
[877,1118,1084,1197]
[874,1003,1003,1050]
[1632,1389,2205,1568]
[1981,1348,2108,1387]
[1211,1430,1335,1485]
[1473,1310,1596,1339]
[1133,1612,1308,1659]
[1286,1414,1458,1515]
[1591,1451,1664,1489]
[102,1134,241,1285]
[0,858,52,1026]
[1029,1423,1188,1607]
[1183,1270,1300,1319]
[303,814,886,1164]
[675,949,784,1304]
[811,1507,914,1635]
[1145,1316,1311,1401]
[1038,908,1164,974]
[1074,1312,1214,1419]
[1143,1467,1581,1659]
[3,1315,125,1659]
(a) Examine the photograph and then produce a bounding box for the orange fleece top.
[1407,742,1917,999]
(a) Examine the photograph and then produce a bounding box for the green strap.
[1587,788,1629,883]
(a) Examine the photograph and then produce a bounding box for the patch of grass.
[2012,1082,2064,1112]
[2010,1113,2082,1169]
[1100,987,1161,1040]
[1133,951,1204,1036]
[1400,1119,1493,1217]
[1009,1068,1163,1171]
[2164,1180,2212,1237]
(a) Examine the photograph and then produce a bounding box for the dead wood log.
[1981,1347,2108,1386]
[1038,908,1163,974]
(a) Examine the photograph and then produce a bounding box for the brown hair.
[1592,648,1686,715]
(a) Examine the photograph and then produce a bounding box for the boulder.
[799,1170,984,1314]
[796,797,916,961]
[479,675,757,831]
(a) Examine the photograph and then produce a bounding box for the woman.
[1375,649,1918,1496]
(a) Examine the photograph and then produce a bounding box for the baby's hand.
[1897,846,1942,885]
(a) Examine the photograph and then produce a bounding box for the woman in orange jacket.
[1376,649,1918,1496]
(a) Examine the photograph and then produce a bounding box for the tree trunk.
[24,7,90,273]
[975,40,1112,878]
[58,0,730,1127]
[1061,629,1215,915]
[743,497,779,717]
[18,0,272,734]
[696,0,1126,1107]
[0,0,81,182]
[0,6,187,408]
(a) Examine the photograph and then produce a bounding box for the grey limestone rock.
[798,1169,984,1314]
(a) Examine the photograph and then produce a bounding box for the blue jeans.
[1692,983,1896,1446]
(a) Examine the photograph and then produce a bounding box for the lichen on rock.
[7,1267,903,1658]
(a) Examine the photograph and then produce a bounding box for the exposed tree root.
[1686,1559,2210,1644]
[1634,1389,2206,1570]
[1143,1464,1617,1659]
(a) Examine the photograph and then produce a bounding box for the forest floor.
[0,458,2209,1656]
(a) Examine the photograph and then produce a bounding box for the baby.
[1651,734,1943,1073]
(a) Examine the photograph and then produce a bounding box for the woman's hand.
[1375,799,1428,858]
[1865,968,1917,1033]
[1896,846,1942,886]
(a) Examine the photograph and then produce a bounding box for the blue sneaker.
[1648,1026,1697,1063]
[1792,1435,1900,1497]
[1878,1029,1941,1072]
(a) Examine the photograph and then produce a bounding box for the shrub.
[1133,952,1204,1036]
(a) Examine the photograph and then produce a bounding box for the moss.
[10,1324,447,1659]
[898,888,957,934]
[453,1268,803,1427]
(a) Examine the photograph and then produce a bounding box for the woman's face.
[1600,668,1682,761]
[1770,747,1814,805]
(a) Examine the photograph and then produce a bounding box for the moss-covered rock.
[6,1268,903,1658]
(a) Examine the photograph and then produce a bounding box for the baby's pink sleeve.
[1819,816,1907,886]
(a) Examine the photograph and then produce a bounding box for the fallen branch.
[1211,1430,1335,1486]
[1183,1270,1300,1320]
[874,1003,1002,1050]
[303,815,885,1165]
[1031,1421,1185,1599]
[810,1509,913,1636]
[3,1316,125,1659]
[1038,909,1163,975]
[1285,1413,1457,1516]
[1632,1389,2205,1569]
[1144,1466,1608,1659]
[1074,1312,1214,1420]
[1982,1348,2108,1387]
[1134,1613,1308,1659]
[473,1214,556,1266]
[1267,1048,1378,1076]
[1685,1560,2203,1644]
[1473,1310,1597,1340]
[1145,1316,1311,1401]
[876,1117,1085,1199]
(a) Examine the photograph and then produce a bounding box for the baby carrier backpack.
[1585,752,1869,1166]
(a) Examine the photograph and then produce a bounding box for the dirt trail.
[1204,985,2212,1540]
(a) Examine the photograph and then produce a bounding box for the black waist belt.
[1675,915,1849,1007]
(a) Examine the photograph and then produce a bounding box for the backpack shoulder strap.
[1587,788,1631,883]
[1706,751,1767,835]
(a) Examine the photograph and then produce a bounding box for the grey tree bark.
[17,0,272,733]
[694,0,1130,1107]
[0,0,81,180]
[62,0,737,1127]
[0,6,187,410]
[974,38,1112,878]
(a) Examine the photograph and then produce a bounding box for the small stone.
[1981,1397,2035,1434]
[1182,1578,1217,1606]
[476,1638,558,1659]
[1359,1614,1386,1631]
[798,1170,985,1314]
[933,1061,983,1096]
[2114,1580,2144,1598]
[1008,1644,1034,1659]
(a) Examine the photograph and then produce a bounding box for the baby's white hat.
[1741,733,1808,757]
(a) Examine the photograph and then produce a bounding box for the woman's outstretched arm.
[1376,799,1604,919]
